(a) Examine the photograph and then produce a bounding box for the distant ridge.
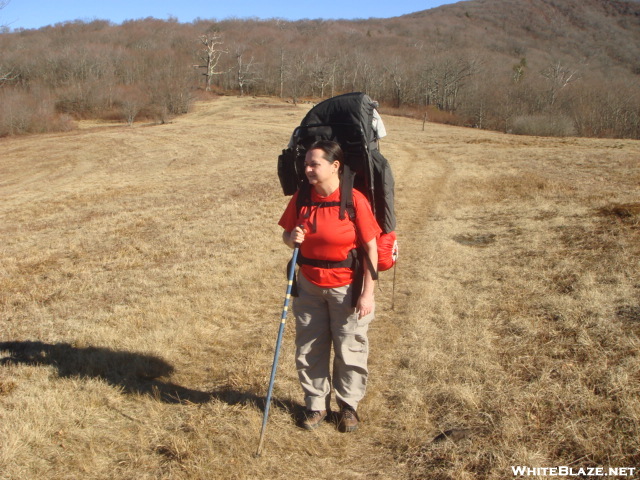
[1,0,639,138]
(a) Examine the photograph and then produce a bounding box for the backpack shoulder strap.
[296,175,356,222]
[340,165,356,222]
[295,182,310,216]
[345,180,379,282]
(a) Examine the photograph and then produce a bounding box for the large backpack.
[277,92,397,272]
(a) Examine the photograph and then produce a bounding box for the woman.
[278,140,381,433]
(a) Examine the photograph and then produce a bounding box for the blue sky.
[2,0,463,30]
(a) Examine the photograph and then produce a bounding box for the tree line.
[1,4,639,138]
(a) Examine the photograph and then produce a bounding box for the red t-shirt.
[279,187,381,288]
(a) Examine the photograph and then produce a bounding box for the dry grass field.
[1,95,639,479]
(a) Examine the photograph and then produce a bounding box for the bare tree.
[417,59,437,107]
[285,52,309,105]
[278,49,285,98]
[351,52,381,100]
[512,58,527,83]
[0,67,15,86]
[0,0,11,61]
[235,47,257,96]
[0,0,15,89]
[118,86,148,126]
[541,60,580,106]
[385,57,408,108]
[309,52,334,98]
[197,33,228,91]
[434,57,479,112]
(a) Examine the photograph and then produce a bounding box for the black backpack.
[277,92,397,271]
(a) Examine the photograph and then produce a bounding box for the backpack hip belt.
[297,249,358,270]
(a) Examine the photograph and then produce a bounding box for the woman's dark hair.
[308,140,344,171]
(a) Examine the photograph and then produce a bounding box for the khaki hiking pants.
[293,274,374,412]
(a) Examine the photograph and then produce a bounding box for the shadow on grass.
[0,340,304,419]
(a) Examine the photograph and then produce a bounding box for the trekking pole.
[391,239,399,310]
[255,243,300,457]
[391,260,397,310]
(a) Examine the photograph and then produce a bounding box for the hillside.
[1,0,639,138]
[404,0,640,73]
[1,95,639,479]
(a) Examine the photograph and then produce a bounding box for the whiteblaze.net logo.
[511,466,637,477]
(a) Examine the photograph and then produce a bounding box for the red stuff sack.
[377,231,398,272]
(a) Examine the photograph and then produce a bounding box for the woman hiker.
[278,140,381,432]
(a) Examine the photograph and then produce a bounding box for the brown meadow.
[1,96,639,479]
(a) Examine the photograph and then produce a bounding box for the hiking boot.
[302,410,327,430]
[338,405,359,433]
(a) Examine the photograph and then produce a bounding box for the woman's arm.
[357,236,378,319]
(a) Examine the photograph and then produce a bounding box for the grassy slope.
[1,96,639,479]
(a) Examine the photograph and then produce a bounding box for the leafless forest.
[1,0,639,138]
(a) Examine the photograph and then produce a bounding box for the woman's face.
[305,149,339,186]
